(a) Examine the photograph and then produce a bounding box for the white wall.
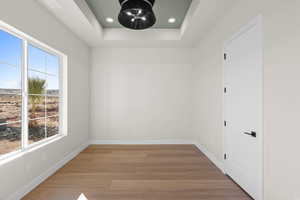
[90,48,194,142]
[192,0,300,199]
[0,0,90,199]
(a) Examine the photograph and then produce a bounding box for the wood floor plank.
[23,145,252,200]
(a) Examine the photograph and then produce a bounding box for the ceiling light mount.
[118,0,156,30]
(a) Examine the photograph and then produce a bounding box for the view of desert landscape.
[0,89,59,155]
[0,28,61,156]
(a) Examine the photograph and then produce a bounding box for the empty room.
[0,0,299,199]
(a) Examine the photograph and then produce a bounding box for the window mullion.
[45,55,47,138]
[21,40,29,149]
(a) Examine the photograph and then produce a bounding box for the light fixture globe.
[118,0,156,30]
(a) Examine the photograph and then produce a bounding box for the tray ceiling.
[85,0,193,29]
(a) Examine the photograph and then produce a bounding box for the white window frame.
[0,20,68,163]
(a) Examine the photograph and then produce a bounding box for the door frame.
[222,15,264,200]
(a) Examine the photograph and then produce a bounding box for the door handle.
[244,131,257,138]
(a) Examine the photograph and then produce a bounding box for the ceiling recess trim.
[37,0,238,47]
[37,0,201,46]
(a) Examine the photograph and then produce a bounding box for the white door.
[224,17,263,200]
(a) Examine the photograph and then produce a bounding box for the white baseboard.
[194,143,224,173]
[8,141,90,200]
[90,139,195,145]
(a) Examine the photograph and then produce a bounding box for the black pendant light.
[118,0,156,30]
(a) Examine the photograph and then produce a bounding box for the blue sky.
[0,30,59,92]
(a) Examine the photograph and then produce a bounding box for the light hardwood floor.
[23,145,252,200]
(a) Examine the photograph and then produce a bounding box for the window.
[0,22,67,159]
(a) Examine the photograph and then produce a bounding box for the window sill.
[0,134,66,166]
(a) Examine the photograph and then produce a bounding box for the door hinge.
[224,87,227,93]
[224,53,227,60]
[224,121,227,127]
[224,154,227,160]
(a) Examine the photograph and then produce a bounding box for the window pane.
[0,64,22,94]
[46,75,59,95]
[46,54,59,75]
[0,30,22,94]
[29,118,46,144]
[0,30,22,67]
[46,96,59,117]
[46,116,59,138]
[28,95,45,119]
[28,70,46,95]
[28,45,46,72]
[27,44,61,145]
[0,122,21,156]
[0,94,22,124]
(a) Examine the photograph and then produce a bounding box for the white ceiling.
[85,0,193,29]
[37,0,238,48]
